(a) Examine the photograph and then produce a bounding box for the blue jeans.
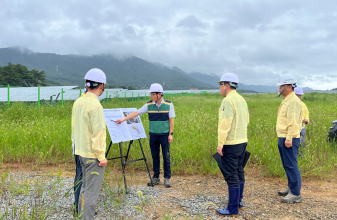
[278,138,302,195]
[149,134,171,179]
[74,154,83,212]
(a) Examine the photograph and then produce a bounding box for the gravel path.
[1,171,337,219]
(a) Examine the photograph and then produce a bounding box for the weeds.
[1,93,337,179]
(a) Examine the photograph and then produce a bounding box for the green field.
[1,92,337,178]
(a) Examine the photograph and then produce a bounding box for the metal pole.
[125,140,133,162]
[38,86,40,108]
[105,141,113,158]
[7,84,10,108]
[106,90,108,103]
[138,93,139,101]
[138,139,154,187]
[61,88,64,106]
[80,88,82,97]
[116,91,118,100]
[119,143,128,191]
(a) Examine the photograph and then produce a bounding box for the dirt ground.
[2,163,337,220]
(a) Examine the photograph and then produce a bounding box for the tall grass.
[1,92,337,178]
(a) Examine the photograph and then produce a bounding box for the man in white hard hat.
[276,74,303,203]
[215,73,249,217]
[72,85,87,216]
[116,83,175,188]
[294,87,310,155]
[72,68,108,219]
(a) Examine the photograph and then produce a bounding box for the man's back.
[219,90,249,145]
[73,92,106,161]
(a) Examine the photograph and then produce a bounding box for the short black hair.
[223,81,237,90]
[151,92,164,97]
[283,84,295,91]
[86,80,103,90]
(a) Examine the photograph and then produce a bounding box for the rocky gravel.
[1,171,337,219]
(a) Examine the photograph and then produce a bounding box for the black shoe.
[94,211,97,217]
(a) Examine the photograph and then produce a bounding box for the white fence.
[303,90,337,94]
[0,86,220,103]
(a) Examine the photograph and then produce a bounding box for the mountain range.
[0,47,312,92]
[173,68,313,93]
[0,47,214,90]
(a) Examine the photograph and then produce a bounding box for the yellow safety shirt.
[71,93,86,148]
[301,102,309,127]
[218,90,249,146]
[72,92,106,161]
[276,92,302,141]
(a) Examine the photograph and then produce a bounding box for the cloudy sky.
[1,0,337,89]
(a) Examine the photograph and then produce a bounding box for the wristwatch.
[169,132,174,135]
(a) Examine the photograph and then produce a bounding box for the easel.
[105,139,153,192]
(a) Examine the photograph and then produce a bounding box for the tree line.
[105,85,138,90]
[0,63,47,87]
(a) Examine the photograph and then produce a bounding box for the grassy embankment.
[0,92,337,178]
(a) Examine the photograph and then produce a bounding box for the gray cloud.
[176,15,209,29]
[1,0,337,89]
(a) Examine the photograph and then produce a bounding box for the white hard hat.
[149,83,164,93]
[277,74,296,86]
[218,73,239,84]
[84,68,106,84]
[294,87,304,95]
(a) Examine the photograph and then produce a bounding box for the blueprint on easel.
[103,108,147,143]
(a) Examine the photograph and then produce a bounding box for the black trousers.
[221,143,247,187]
[149,133,171,179]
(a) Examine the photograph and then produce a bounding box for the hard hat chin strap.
[224,84,229,97]
[278,85,289,97]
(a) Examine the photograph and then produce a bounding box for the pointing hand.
[115,119,124,125]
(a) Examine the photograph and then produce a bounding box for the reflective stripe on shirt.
[137,99,175,118]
